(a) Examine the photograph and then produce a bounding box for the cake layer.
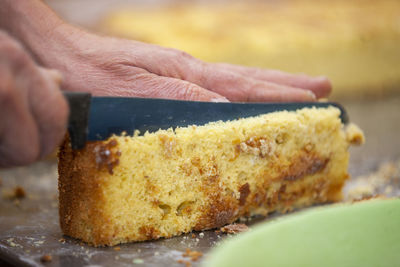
[58,107,363,246]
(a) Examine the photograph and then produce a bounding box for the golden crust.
[58,107,363,246]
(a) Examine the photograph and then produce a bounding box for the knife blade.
[63,92,349,150]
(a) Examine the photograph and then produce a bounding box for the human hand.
[0,31,68,167]
[40,26,331,102]
[0,0,331,102]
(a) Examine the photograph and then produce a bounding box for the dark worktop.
[1,96,399,267]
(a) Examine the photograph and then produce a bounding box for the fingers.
[29,67,69,157]
[93,72,229,102]
[194,64,316,102]
[129,44,328,102]
[246,83,317,102]
[212,63,332,98]
[0,33,68,167]
[136,73,230,102]
[0,62,40,167]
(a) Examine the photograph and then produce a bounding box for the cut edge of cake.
[58,106,364,246]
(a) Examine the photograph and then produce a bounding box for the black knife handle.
[63,92,92,150]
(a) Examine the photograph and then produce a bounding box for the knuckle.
[167,49,201,81]
[191,60,207,84]
[0,33,22,54]
[173,48,195,61]
[179,83,202,100]
[0,78,15,106]
[0,44,29,71]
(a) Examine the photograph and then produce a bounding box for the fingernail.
[211,97,230,103]
[307,91,317,100]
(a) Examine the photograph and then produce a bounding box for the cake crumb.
[199,232,204,238]
[220,223,249,234]
[3,186,26,200]
[177,259,192,267]
[183,248,203,261]
[113,246,121,251]
[345,159,400,201]
[191,233,196,238]
[33,240,44,246]
[40,254,52,263]
[58,238,66,243]
[352,195,386,203]
[345,123,365,145]
[7,238,22,248]
[14,186,26,198]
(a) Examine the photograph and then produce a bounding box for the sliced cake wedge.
[58,106,363,246]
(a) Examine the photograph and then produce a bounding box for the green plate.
[204,199,400,267]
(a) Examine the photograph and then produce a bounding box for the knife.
[63,92,349,150]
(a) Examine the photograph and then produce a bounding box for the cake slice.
[58,106,363,246]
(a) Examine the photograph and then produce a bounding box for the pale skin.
[0,31,68,167]
[0,0,332,167]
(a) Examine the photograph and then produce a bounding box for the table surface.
[1,96,400,267]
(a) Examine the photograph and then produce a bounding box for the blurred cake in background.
[101,0,400,99]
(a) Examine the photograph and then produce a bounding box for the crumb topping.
[237,136,275,157]
[182,248,203,261]
[40,254,52,263]
[220,223,249,234]
[14,186,26,199]
[238,183,250,206]
[3,186,26,200]
[93,139,121,174]
[177,259,192,267]
[345,123,365,146]
[159,134,177,158]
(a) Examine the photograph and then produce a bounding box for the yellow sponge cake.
[58,107,363,246]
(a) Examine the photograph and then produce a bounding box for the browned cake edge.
[58,135,347,246]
